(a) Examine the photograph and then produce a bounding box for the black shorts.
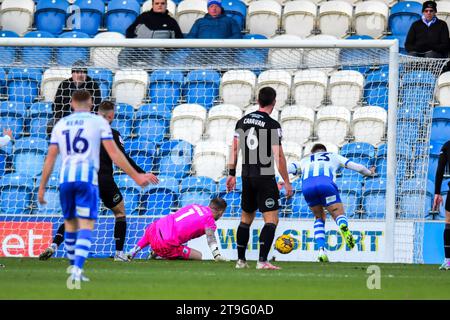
[98,175,123,210]
[241,176,280,213]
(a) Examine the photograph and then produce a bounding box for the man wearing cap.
[51,61,102,124]
[186,0,241,39]
[405,1,449,58]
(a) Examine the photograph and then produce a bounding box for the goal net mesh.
[0,42,445,262]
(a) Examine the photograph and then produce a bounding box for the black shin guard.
[259,223,277,262]
[53,223,65,247]
[237,222,251,260]
[114,216,127,252]
[445,224,450,259]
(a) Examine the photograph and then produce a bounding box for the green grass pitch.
[0,258,449,299]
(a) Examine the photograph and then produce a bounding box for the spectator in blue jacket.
[186,0,241,39]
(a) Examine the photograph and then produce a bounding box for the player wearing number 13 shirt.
[226,87,293,270]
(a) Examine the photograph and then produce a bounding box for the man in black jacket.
[119,0,183,67]
[53,61,102,120]
[126,0,183,39]
[39,101,159,262]
[405,1,449,58]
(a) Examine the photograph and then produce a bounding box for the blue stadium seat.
[364,66,389,110]
[36,173,61,215]
[340,35,375,75]
[222,0,247,31]
[70,0,105,36]
[340,142,376,159]
[23,31,55,66]
[56,32,90,66]
[431,107,450,144]
[184,70,221,110]
[0,173,35,214]
[134,104,170,143]
[362,178,386,219]
[335,177,362,218]
[123,137,157,173]
[115,173,142,215]
[428,140,443,180]
[383,35,408,54]
[141,175,179,216]
[148,70,184,108]
[88,68,113,101]
[218,176,242,217]
[13,137,48,176]
[0,101,27,138]
[179,176,217,207]
[111,103,134,139]
[7,68,43,104]
[35,0,70,35]
[284,179,311,218]
[29,102,53,138]
[236,34,268,74]
[399,178,434,218]
[157,139,193,179]
[376,143,387,159]
[388,1,422,48]
[0,31,19,65]
[0,68,7,96]
[105,0,141,35]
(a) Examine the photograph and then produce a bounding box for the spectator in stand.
[125,0,183,39]
[47,61,101,134]
[186,0,242,39]
[405,1,449,58]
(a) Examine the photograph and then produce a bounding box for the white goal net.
[0,38,445,263]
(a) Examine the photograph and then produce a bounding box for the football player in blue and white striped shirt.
[288,143,375,262]
[38,90,156,284]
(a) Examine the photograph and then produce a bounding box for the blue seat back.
[142,175,179,215]
[7,68,43,104]
[105,0,140,34]
[23,31,55,66]
[389,2,422,38]
[57,32,90,65]
[157,140,193,179]
[148,70,184,107]
[0,101,27,138]
[88,68,113,100]
[29,102,53,138]
[237,34,268,73]
[180,176,217,193]
[13,138,48,176]
[35,0,70,35]
[70,0,105,36]
[184,70,221,110]
[431,107,450,143]
[340,35,375,75]
[115,174,141,214]
[364,68,389,110]
[340,142,375,158]
[0,174,35,214]
[0,31,19,66]
[222,0,247,30]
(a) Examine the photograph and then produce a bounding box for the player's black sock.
[53,223,65,247]
[237,222,250,261]
[445,224,450,259]
[259,223,277,262]
[114,216,127,252]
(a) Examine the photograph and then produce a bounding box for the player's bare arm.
[226,136,239,192]
[102,139,158,187]
[205,228,228,262]
[38,144,59,205]
[272,144,293,198]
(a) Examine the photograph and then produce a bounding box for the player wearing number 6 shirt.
[127,198,228,261]
[287,143,375,262]
[227,87,293,270]
[37,90,157,284]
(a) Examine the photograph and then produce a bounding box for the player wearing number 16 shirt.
[127,198,228,261]
[227,87,293,270]
[37,90,156,284]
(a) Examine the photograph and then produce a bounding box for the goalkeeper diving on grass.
[127,198,229,261]
[286,143,375,262]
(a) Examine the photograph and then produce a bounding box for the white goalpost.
[0,37,445,263]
